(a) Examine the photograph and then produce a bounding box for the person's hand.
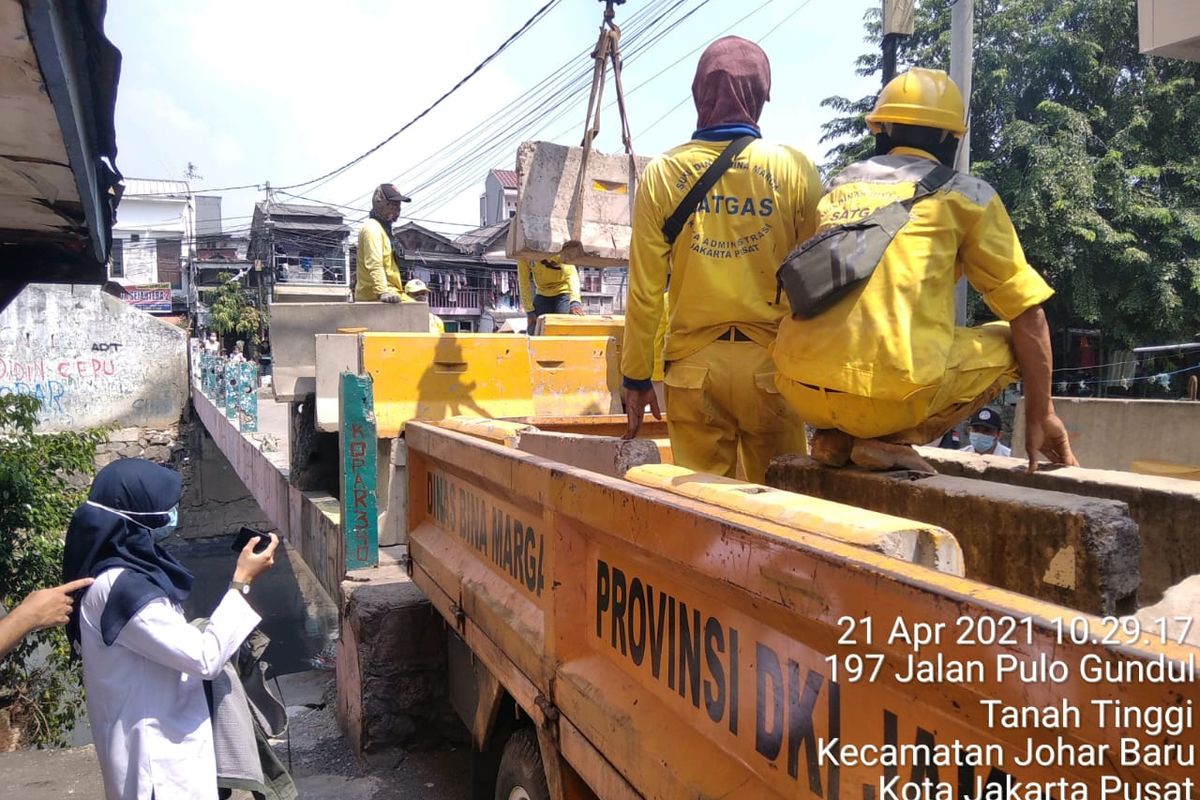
[10,578,95,632]
[1025,412,1078,473]
[622,386,661,440]
[380,292,401,304]
[569,304,586,316]
[233,532,280,585]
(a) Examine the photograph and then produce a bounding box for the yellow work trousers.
[774,323,1018,444]
[664,339,808,484]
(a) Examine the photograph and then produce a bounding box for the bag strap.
[662,135,755,246]
[901,163,957,209]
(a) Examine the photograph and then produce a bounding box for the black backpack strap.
[662,135,755,246]
[901,163,957,208]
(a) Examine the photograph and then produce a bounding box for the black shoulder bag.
[775,163,956,319]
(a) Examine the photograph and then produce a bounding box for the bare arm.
[0,579,94,660]
[1010,306,1078,472]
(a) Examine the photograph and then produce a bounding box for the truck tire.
[494,728,550,800]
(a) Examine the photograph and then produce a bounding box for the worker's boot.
[809,429,854,467]
[849,439,936,474]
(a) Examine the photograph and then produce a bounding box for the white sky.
[106,0,879,238]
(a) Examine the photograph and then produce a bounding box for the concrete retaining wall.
[0,284,187,432]
[918,446,1200,605]
[766,456,1140,615]
[193,386,343,600]
[1014,397,1200,471]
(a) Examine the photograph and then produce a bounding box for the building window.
[110,239,124,278]
[157,238,183,290]
[130,233,140,242]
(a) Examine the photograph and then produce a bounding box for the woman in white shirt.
[62,458,277,800]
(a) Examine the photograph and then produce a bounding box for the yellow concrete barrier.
[535,313,624,338]
[529,336,620,416]
[361,334,535,437]
[626,463,964,575]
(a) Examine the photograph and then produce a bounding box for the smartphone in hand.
[231,527,271,554]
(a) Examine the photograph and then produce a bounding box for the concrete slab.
[632,464,964,575]
[518,429,660,478]
[1014,396,1200,471]
[314,333,361,433]
[509,140,651,266]
[918,445,1200,605]
[269,302,428,401]
[273,284,351,303]
[767,455,1140,615]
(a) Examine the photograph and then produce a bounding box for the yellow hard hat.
[865,67,966,137]
[404,278,429,295]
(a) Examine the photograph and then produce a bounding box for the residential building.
[109,178,201,314]
[249,201,349,287]
[479,169,518,227]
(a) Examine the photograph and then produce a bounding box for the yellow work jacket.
[354,218,403,301]
[400,293,446,333]
[773,148,1055,400]
[517,258,581,313]
[621,138,822,382]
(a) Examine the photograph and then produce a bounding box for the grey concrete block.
[918,446,1200,605]
[766,455,1141,615]
[516,429,660,478]
[269,302,428,401]
[509,140,651,266]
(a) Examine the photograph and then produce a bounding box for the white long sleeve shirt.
[80,567,261,800]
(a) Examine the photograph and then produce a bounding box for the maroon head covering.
[692,36,771,129]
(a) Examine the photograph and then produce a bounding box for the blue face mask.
[151,507,179,541]
[969,432,997,454]
[87,501,179,541]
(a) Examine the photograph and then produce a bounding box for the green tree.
[0,395,105,747]
[821,0,1200,349]
[206,271,264,350]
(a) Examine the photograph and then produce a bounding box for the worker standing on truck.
[621,36,821,484]
[402,278,446,333]
[772,68,1077,474]
[518,256,584,332]
[354,183,410,303]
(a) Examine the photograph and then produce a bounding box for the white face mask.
[87,501,179,541]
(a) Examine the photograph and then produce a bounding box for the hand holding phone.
[231,527,270,554]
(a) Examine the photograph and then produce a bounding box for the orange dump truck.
[402,415,1198,800]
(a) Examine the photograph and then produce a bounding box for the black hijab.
[63,459,193,650]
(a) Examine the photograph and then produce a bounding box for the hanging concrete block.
[508,140,651,267]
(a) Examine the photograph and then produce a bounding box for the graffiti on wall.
[0,350,123,418]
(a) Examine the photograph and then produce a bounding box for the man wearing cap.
[354,183,410,303]
[961,408,1011,456]
[402,278,445,334]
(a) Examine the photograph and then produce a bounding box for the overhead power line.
[133,0,562,199]
[273,0,563,193]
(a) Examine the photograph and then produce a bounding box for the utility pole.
[949,0,974,326]
[881,0,914,85]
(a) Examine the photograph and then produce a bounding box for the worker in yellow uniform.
[354,183,410,302]
[772,68,1078,474]
[402,278,446,334]
[518,256,584,332]
[621,36,821,484]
